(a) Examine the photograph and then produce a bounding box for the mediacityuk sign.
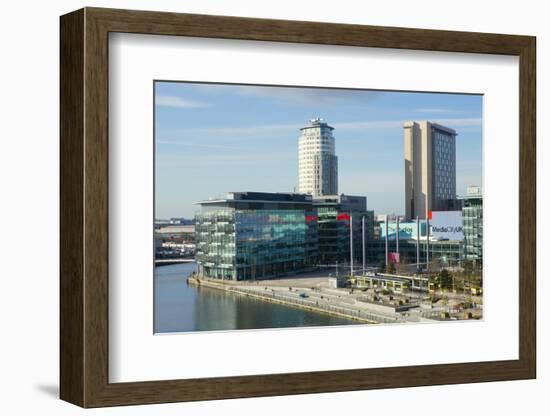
[430,211,464,240]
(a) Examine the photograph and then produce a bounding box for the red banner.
[337,213,350,221]
[388,252,400,263]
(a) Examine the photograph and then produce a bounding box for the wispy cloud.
[156,95,209,108]
[183,117,482,136]
[191,83,382,107]
[158,153,294,167]
[414,108,466,114]
[431,118,482,127]
[335,118,482,130]
[234,86,382,106]
[334,120,403,130]
[188,123,303,135]
[156,140,240,150]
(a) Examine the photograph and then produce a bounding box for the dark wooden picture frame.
[60,7,536,408]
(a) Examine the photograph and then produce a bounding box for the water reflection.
[154,263,358,333]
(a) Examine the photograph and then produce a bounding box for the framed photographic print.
[60,7,536,408]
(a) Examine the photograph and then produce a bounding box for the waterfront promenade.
[187,274,440,325]
[155,258,195,266]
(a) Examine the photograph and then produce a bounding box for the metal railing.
[230,286,404,324]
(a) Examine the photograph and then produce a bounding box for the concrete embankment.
[187,276,387,324]
[155,259,196,267]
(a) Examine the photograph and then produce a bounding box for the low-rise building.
[367,238,463,267]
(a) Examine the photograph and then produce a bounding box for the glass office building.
[313,195,372,264]
[315,205,350,263]
[195,190,476,278]
[461,192,483,263]
[195,192,317,280]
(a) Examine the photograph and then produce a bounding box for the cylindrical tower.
[298,118,338,196]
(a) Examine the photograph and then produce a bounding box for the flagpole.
[362,215,366,275]
[396,216,400,261]
[427,210,430,277]
[350,214,354,277]
[385,215,389,267]
[416,215,420,270]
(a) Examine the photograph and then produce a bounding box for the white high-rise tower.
[298,118,338,196]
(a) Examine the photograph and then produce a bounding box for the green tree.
[387,262,396,274]
[378,260,386,273]
[439,269,453,290]
[463,260,474,276]
[428,275,439,291]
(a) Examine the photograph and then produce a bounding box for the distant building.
[374,194,482,267]
[467,185,482,196]
[154,224,196,259]
[195,192,318,280]
[376,213,404,222]
[404,121,457,219]
[168,217,194,225]
[298,118,338,196]
[155,224,195,242]
[367,238,463,267]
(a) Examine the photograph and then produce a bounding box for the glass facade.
[314,196,371,264]
[462,196,483,263]
[234,209,308,280]
[195,208,236,279]
[316,206,350,263]
[195,192,478,278]
[431,127,457,209]
[367,239,463,266]
[196,194,316,280]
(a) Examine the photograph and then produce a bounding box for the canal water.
[154,263,358,333]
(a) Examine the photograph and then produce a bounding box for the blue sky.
[155,82,482,219]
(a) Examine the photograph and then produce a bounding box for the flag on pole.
[337,213,351,221]
[389,252,400,263]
